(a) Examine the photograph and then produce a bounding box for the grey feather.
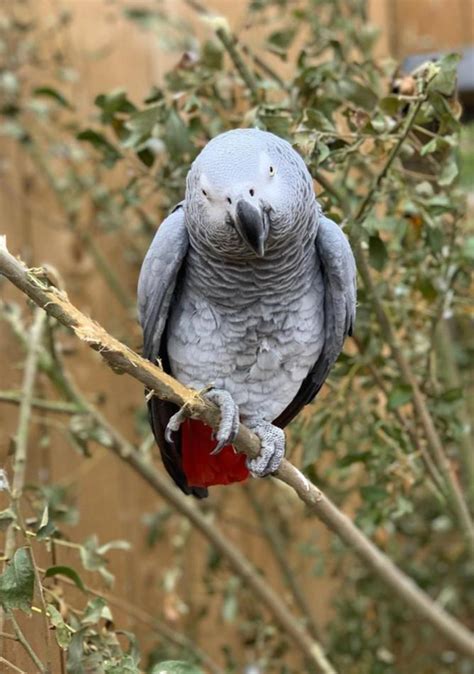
[137,203,188,362]
[137,129,357,496]
[137,203,208,498]
[275,214,356,427]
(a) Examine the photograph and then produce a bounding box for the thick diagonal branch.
[0,236,473,658]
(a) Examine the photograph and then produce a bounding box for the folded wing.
[137,204,208,498]
[275,214,356,428]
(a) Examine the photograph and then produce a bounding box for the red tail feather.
[181,419,249,488]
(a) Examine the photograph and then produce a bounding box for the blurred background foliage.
[0,0,473,673]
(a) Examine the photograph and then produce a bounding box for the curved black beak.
[234,199,268,257]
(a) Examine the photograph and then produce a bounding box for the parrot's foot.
[165,406,189,443]
[165,388,239,453]
[205,389,240,455]
[245,421,285,477]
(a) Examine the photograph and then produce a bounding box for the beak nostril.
[249,188,255,197]
[227,197,232,204]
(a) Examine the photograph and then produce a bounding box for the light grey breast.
[166,206,325,422]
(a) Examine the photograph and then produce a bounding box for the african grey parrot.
[138,128,356,498]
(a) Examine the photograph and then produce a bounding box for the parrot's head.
[185,128,315,258]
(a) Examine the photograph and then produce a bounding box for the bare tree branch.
[0,237,473,658]
[245,483,323,643]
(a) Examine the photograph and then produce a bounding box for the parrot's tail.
[181,419,249,488]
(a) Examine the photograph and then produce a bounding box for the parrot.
[138,128,356,498]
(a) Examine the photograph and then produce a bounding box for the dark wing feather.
[137,203,208,498]
[274,214,356,429]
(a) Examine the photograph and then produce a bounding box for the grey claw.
[245,421,285,477]
[204,389,240,452]
[165,407,189,443]
[210,440,226,456]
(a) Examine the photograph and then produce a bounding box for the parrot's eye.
[269,165,275,176]
[202,189,207,197]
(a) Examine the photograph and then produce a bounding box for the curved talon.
[205,389,240,455]
[245,421,285,477]
[165,407,189,443]
[164,388,240,454]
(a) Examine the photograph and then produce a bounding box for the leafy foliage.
[0,547,35,613]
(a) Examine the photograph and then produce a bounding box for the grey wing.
[138,204,208,499]
[274,214,356,428]
[138,202,188,362]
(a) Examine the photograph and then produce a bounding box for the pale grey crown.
[184,128,316,258]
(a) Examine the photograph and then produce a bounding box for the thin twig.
[26,141,134,311]
[0,391,83,415]
[435,320,474,503]
[183,0,286,89]
[0,239,473,657]
[0,655,27,674]
[348,92,428,237]
[8,309,46,502]
[8,612,45,674]
[214,27,260,102]
[245,483,322,642]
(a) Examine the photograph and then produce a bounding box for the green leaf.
[339,79,377,111]
[44,565,86,592]
[415,276,438,301]
[388,386,412,410]
[0,547,34,613]
[339,451,372,467]
[428,53,461,96]
[95,89,136,125]
[201,40,223,70]
[46,603,72,649]
[66,628,87,674]
[163,108,194,158]
[151,663,204,674]
[37,504,56,540]
[79,535,118,587]
[123,106,161,149]
[137,147,155,167]
[438,158,458,186]
[77,129,122,168]
[426,226,443,254]
[440,388,463,403]
[360,485,388,504]
[266,27,297,58]
[82,596,113,624]
[420,137,439,156]
[368,235,388,271]
[105,655,140,673]
[379,95,404,116]
[33,86,72,109]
